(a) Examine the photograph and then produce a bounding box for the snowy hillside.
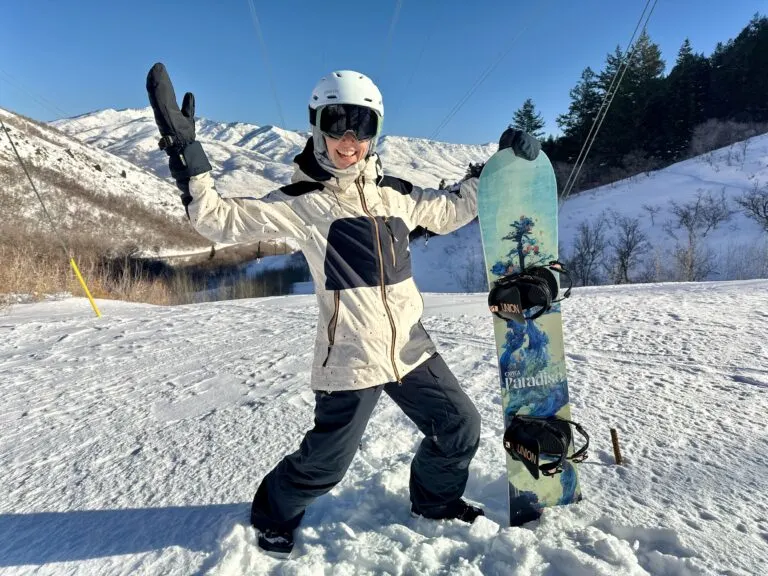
[558,133,768,282]
[1,108,183,222]
[1,281,767,574]
[0,107,205,251]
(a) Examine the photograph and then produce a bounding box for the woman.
[146,63,540,557]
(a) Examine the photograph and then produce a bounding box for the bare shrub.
[718,240,768,280]
[607,215,650,284]
[735,183,768,232]
[457,243,488,292]
[635,246,670,284]
[689,119,768,157]
[642,203,661,226]
[664,189,735,281]
[567,213,609,286]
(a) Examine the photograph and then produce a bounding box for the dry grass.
[0,161,303,307]
[0,222,310,307]
[0,225,168,304]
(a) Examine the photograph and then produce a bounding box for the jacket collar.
[292,138,382,193]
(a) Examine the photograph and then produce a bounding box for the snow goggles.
[315,104,379,141]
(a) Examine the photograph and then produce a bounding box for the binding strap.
[488,261,572,323]
[503,414,589,479]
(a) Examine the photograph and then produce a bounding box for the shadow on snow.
[0,502,248,567]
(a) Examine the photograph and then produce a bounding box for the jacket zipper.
[356,176,402,383]
[322,289,341,367]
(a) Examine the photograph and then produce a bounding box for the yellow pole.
[69,258,101,317]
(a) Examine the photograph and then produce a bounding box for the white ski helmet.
[309,70,384,119]
[308,70,384,166]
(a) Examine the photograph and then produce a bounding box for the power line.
[381,0,404,75]
[401,0,439,102]
[0,67,93,138]
[0,117,101,317]
[0,68,71,120]
[246,0,287,128]
[429,3,544,141]
[559,0,660,203]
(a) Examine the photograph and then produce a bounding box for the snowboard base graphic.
[477,149,582,526]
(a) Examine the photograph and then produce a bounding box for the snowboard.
[476,148,582,526]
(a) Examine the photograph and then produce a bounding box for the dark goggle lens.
[319,104,378,141]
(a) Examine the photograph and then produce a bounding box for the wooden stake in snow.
[611,428,623,465]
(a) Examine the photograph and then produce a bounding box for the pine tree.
[662,38,711,158]
[677,38,693,64]
[709,14,768,122]
[511,98,545,139]
[557,67,602,142]
[593,45,634,162]
[594,31,666,163]
[632,30,666,85]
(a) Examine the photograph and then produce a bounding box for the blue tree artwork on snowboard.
[490,216,555,277]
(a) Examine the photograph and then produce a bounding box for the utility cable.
[247,0,287,128]
[0,117,101,316]
[559,0,660,203]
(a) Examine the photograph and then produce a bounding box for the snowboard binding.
[503,414,589,479]
[488,261,572,324]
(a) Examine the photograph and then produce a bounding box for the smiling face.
[324,132,370,169]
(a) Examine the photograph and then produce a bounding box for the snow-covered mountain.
[52,107,496,197]
[2,281,767,574]
[0,107,204,250]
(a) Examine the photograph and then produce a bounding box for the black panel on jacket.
[379,175,414,195]
[325,216,412,290]
[279,181,324,197]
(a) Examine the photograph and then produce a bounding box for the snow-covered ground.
[2,281,767,575]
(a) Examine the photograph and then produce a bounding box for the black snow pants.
[250,352,481,532]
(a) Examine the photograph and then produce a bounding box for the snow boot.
[411,499,485,524]
[257,527,294,559]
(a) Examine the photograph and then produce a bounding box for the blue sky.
[1,1,764,144]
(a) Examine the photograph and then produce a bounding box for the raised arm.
[146,62,310,244]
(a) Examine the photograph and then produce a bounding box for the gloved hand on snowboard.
[498,128,541,161]
[146,62,212,185]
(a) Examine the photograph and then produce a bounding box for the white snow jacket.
[186,139,480,391]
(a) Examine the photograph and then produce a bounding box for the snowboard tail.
[477,149,583,526]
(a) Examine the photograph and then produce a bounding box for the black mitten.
[498,128,541,161]
[146,63,212,183]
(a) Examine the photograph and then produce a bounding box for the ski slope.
[1,281,767,575]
